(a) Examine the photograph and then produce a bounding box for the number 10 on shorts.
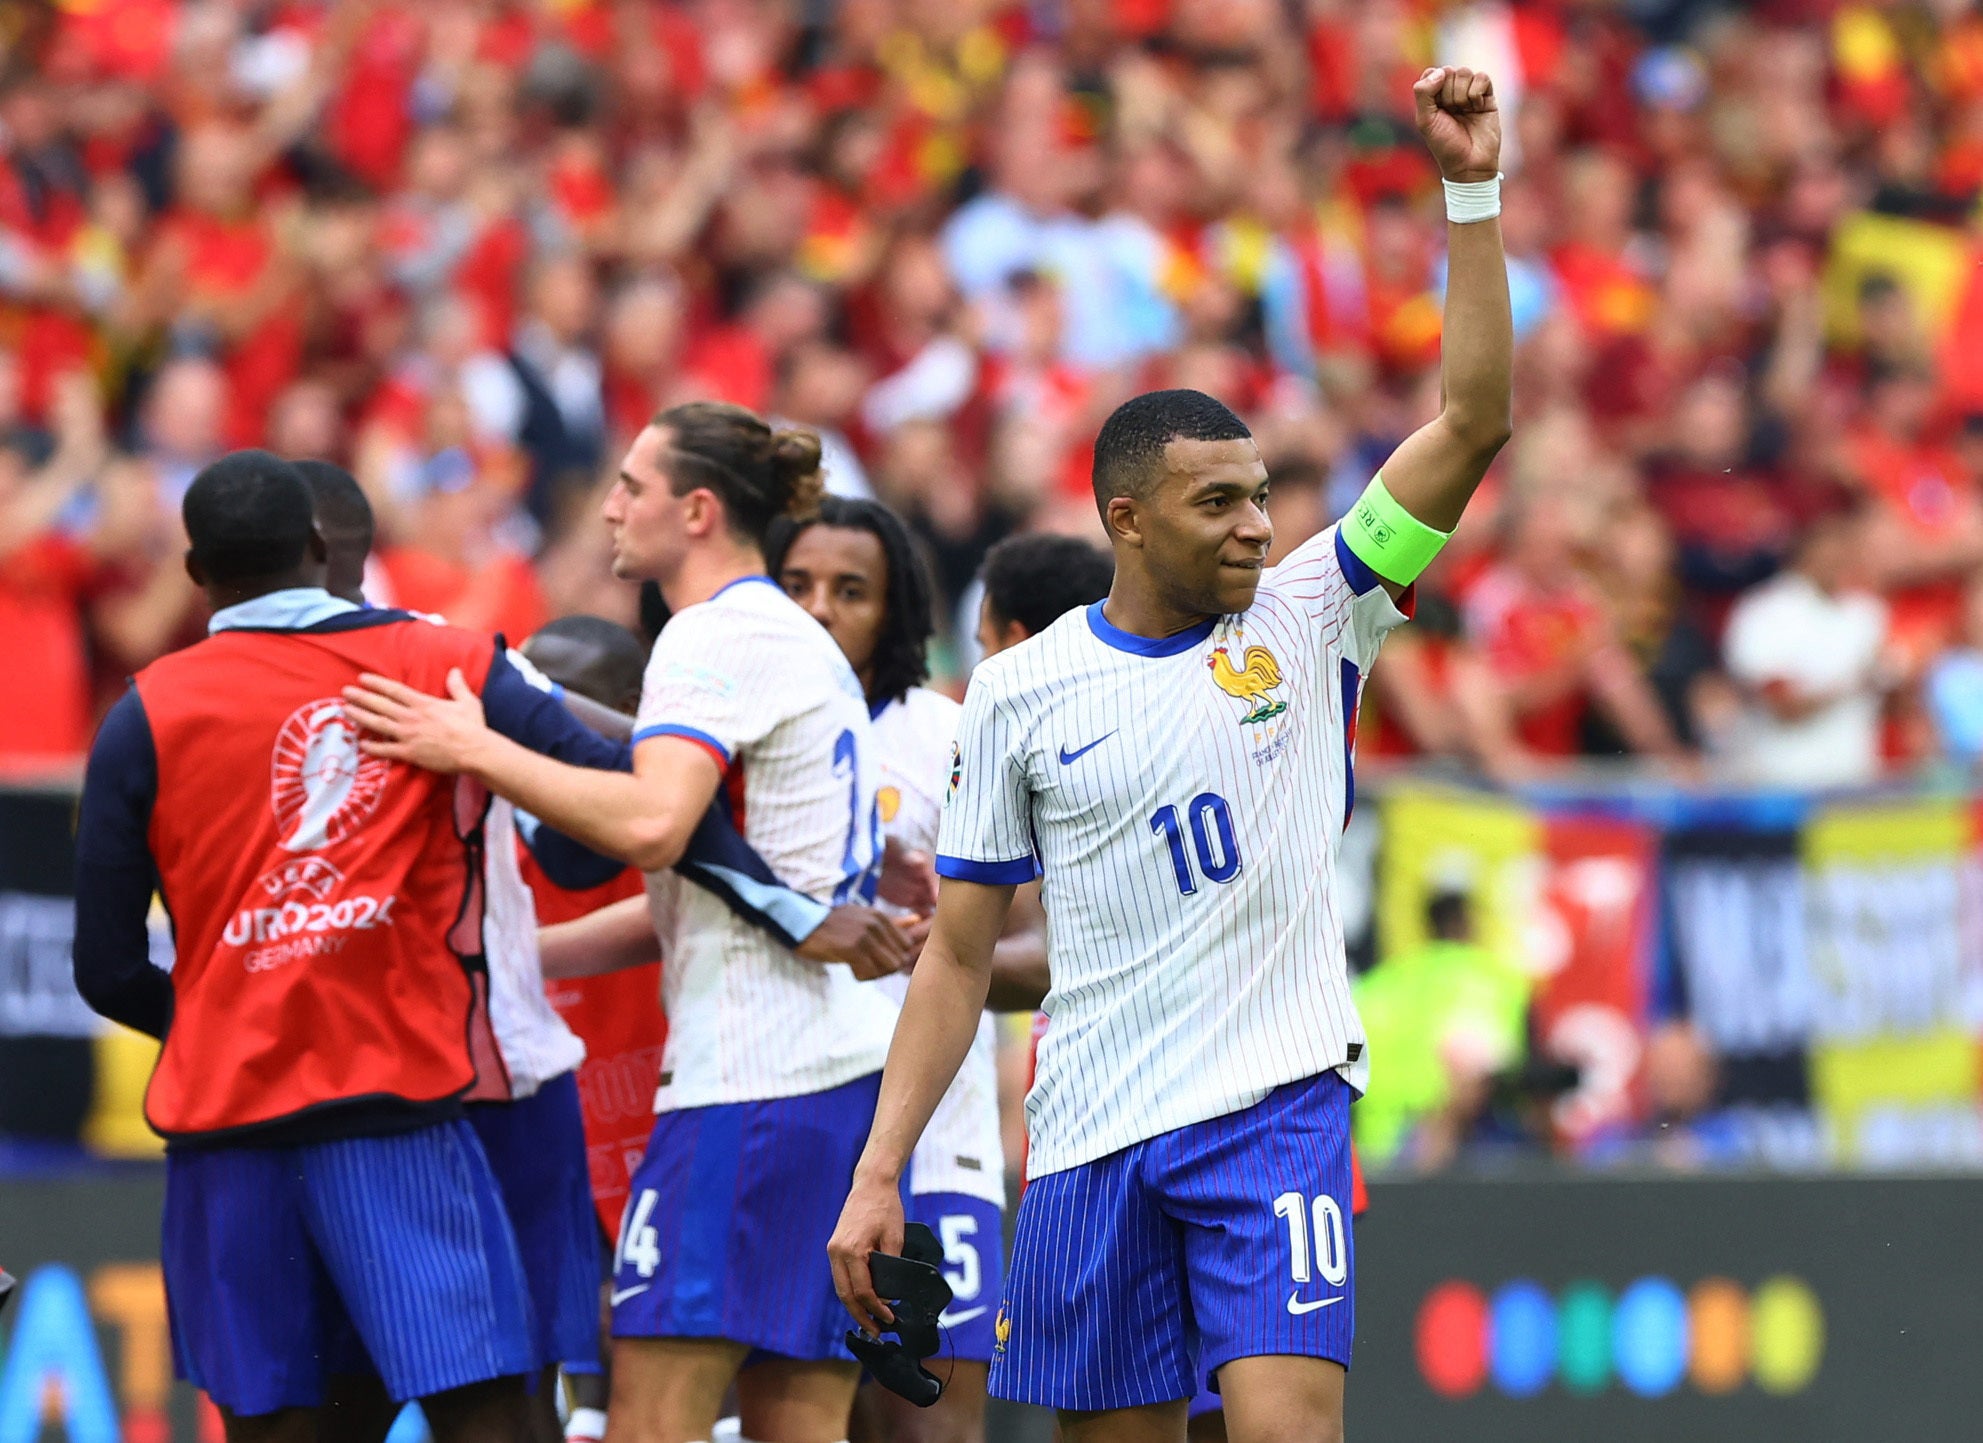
[1273,1191,1347,1286]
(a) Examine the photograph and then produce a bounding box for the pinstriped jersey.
[871,689,1005,1206]
[935,526,1408,1177]
[634,575,898,1108]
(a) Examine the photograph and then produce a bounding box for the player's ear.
[1104,494,1144,548]
[681,487,720,539]
[184,548,205,588]
[306,524,329,565]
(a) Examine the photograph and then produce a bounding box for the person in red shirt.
[0,372,108,774]
[1461,498,1683,762]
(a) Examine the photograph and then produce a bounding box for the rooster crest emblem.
[1208,642,1287,725]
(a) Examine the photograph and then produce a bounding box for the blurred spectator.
[1722,499,1891,789]
[1353,891,1532,1172]
[1926,577,1983,768]
[0,0,1971,789]
[0,373,105,774]
[1459,496,1685,764]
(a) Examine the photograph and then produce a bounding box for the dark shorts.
[610,1072,881,1361]
[991,1072,1354,1412]
[163,1120,534,1415]
[468,1070,603,1372]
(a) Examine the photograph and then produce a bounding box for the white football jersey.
[636,575,899,1108]
[936,525,1408,1177]
[871,689,1005,1206]
[481,797,586,1096]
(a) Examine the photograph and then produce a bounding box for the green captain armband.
[1340,474,1451,586]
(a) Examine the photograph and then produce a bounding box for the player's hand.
[829,1170,905,1336]
[1413,66,1500,181]
[796,904,914,979]
[878,838,938,914]
[342,668,491,774]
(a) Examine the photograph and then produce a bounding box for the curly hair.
[765,495,935,707]
[652,401,825,551]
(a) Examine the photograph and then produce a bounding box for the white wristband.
[1442,172,1503,224]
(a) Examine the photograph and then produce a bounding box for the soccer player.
[517,616,656,1443]
[342,403,906,1443]
[829,67,1511,1443]
[299,463,892,1443]
[769,497,1009,1443]
[72,451,547,1443]
[973,532,1117,662]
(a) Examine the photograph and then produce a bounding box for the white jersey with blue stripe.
[871,688,1006,1206]
[935,526,1408,1178]
[634,575,898,1109]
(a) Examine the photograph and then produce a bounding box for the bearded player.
[830,67,1511,1443]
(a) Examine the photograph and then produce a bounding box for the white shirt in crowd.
[937,523,1408,1177]
[1722,572,1888,790]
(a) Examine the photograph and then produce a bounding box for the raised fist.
[1413,66,1501,182]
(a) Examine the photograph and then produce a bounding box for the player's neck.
[203,569,329,615]
[660,544,770,612]
[1098,582,1215,641]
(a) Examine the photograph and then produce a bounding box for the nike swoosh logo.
[939,1305,988,1328]
[1287,1291,1343,1316]
[610,1284,651,1306]
[1058,733,1116,765]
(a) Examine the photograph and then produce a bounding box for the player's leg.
[609,1075,885,1442]
[1182,1380,1226,1443]
[160,1144,345,1432]
[988,1143,1195,1433]
[606,1337,748,1442]
[1160,1072,1355,1443]
[1211,1358,1342,1443]
[216,1408,317,1443]
[734,1356,862,1443]
[297,1121,537,1443]
[869,1188,1004,1443]
[422,1377,536,1443]
[469,1072,608,1443]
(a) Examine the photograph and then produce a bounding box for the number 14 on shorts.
[1275,1191,1347,1315]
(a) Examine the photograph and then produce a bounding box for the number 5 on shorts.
[1273,1191,1347,1286]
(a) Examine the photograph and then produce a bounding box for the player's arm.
[1341,67,1512,602]
[985,881,1050,1011]
[346,656,913,973]
[538,895,659,979]
[71,688,174,1039]
[830,875,1017,1333]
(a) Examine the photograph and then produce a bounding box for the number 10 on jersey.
[1150,792,1240,895]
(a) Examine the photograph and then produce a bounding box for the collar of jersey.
[208,587,361,635]
[1085,600,1217,657]
[711,573,779,600]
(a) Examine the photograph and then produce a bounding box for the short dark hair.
[1091,389,1252,511]
[653,401,825,551]
[765,495,934,706]
[293,459,374,554]
[182,450,315,585]
[523,615,648,709]
[1428,890,1472,940]
[980,533,1115,639]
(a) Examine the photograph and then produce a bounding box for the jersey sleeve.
[72,687,174,1039]
[1265,522,1414,669]
[632,606,777,769]
[934,670,1040,885]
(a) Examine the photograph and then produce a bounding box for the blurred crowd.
[3,0,1983,788]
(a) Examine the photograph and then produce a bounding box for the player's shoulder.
[896,684,963,733]
[1256,522,1359,600]
[971,605,1099,696]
